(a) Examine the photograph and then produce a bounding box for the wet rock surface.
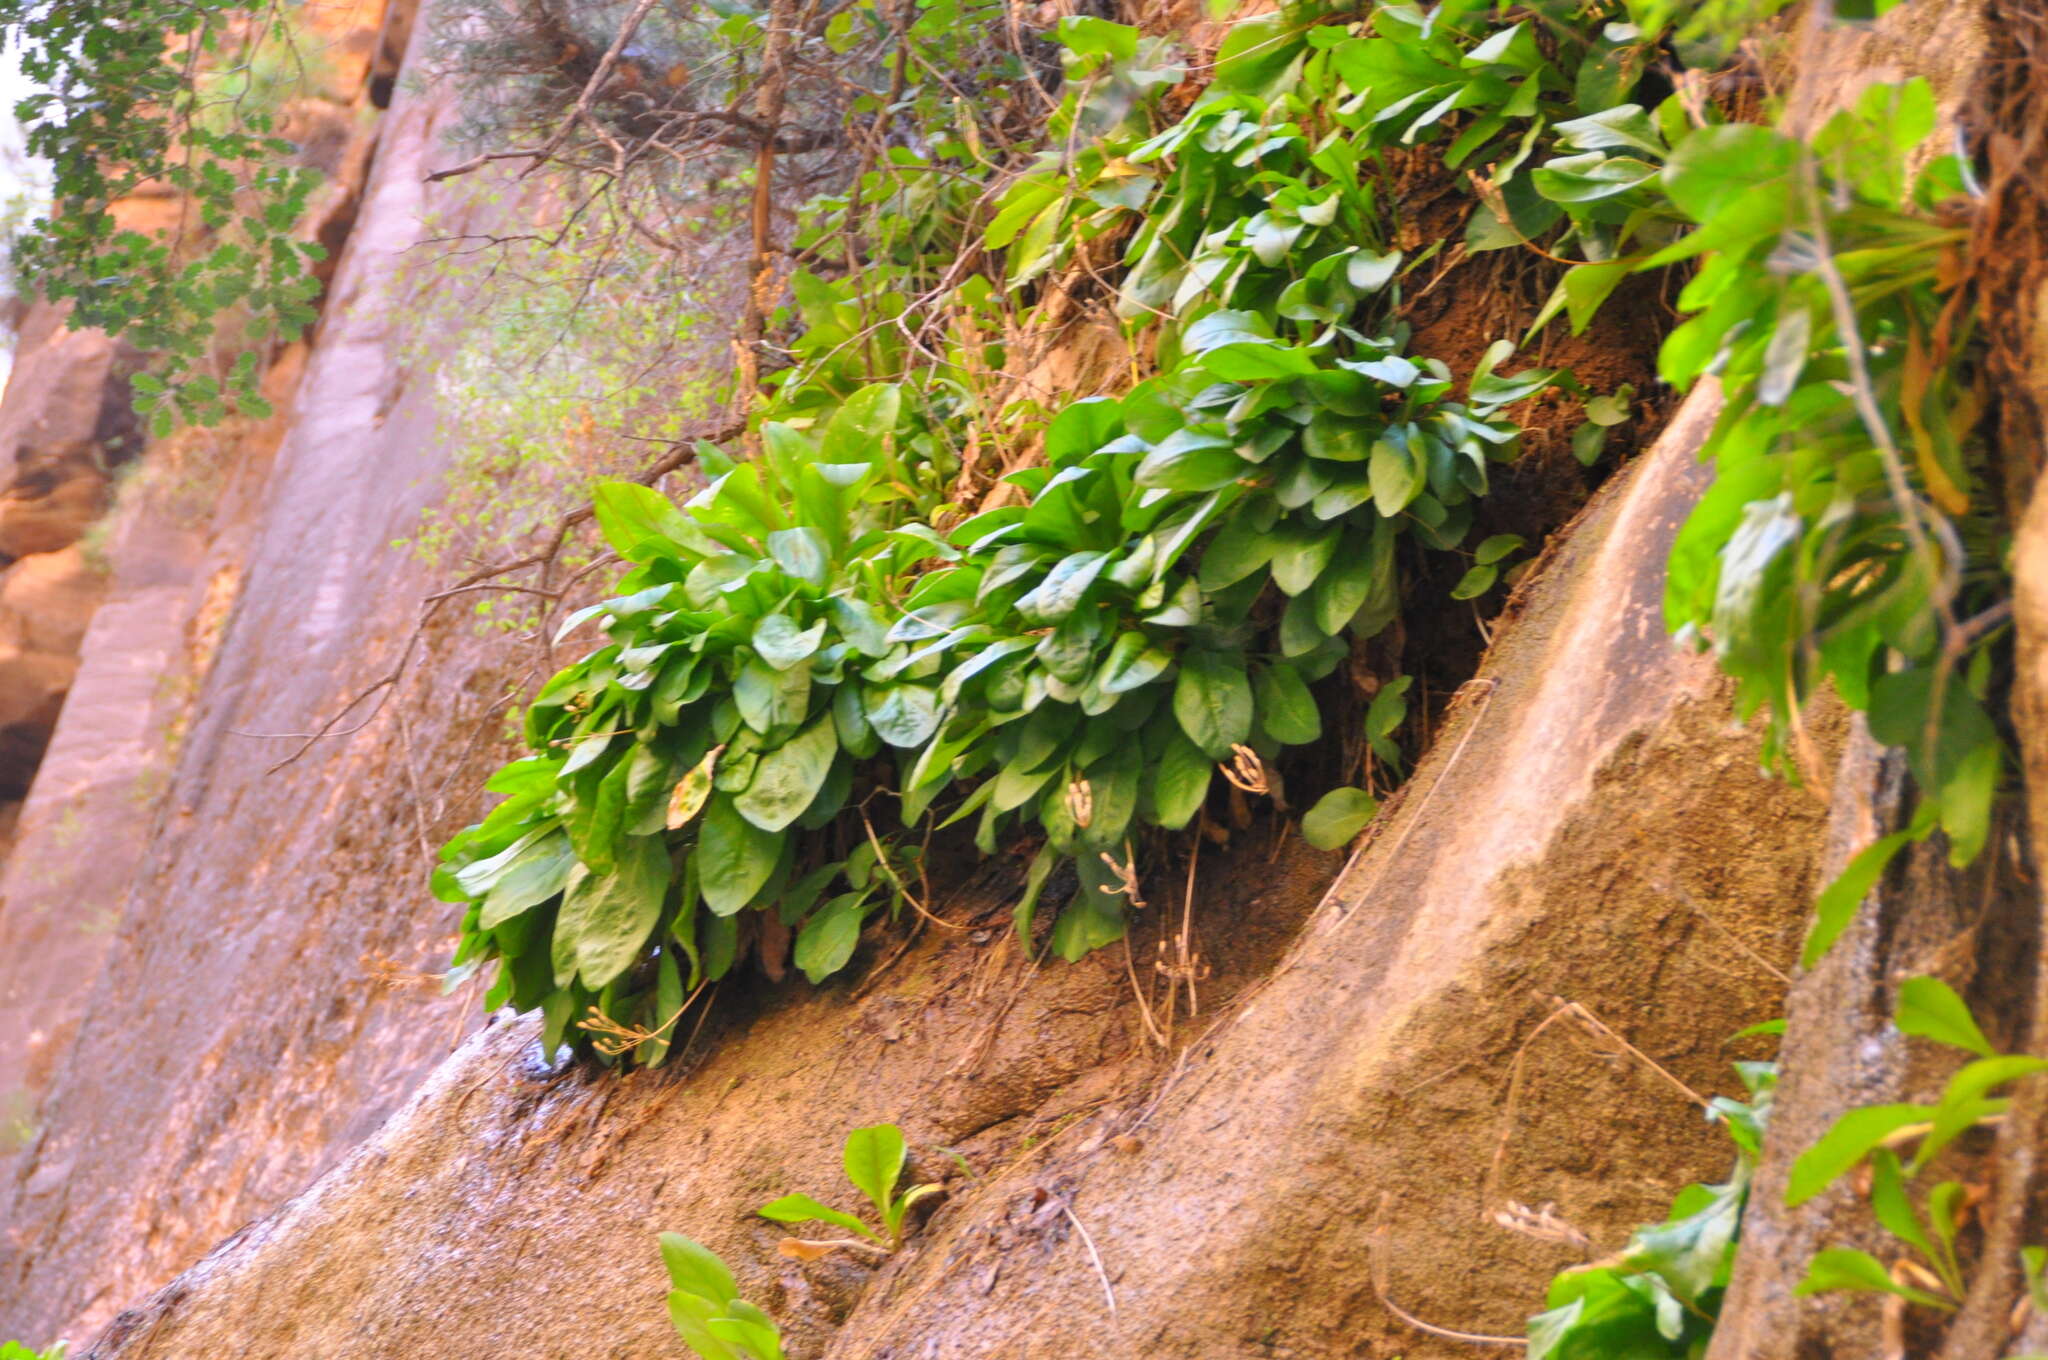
[45,387,1833,1360]
[0,0,1990,1355]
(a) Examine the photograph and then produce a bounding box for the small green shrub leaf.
[1895,976,1995,1056]
[1173,652,1253,759]
[661,1233,740,1305]
[1302,787,1378,850]
[1796,1248,1953,1309]
[757,1193,876,1241]
[843,1124,908,1221]
[1786,1103,1929,1206]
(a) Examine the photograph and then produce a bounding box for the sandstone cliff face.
[52,386,1832,1360]
[0,1,2010,1357]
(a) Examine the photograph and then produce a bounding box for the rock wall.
[54,382,1838,1360]
[0,0,2001,1356]
[0,0,500,1337]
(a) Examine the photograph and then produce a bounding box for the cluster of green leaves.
[435,3,1632,1060]
[1529,1059,1774,1359]
[1499,65,2001,868]
[0,1343,66,1360]
[758,1122,938,1250]
[1788,978,2045,1312]
[660,1233,787,1360]
[2,0,327,431]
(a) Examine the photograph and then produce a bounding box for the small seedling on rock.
[659,1233,787,1360]
[759,1122,941,1255]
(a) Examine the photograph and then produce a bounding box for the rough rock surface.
[0,1,1997,1357]
[50,384,1831,1360]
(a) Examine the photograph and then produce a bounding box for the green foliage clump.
[434,2,1652,1063]
[1787,978,2045,1313]
[1592,79,2003,869]
[1,1,328,431]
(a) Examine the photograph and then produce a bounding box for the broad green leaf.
[1554,104,1664,155]
[1368,438,1422,515]
[821,384,902,464]
[1346,249,1402,292]
[556,832,670,988]
[661,1233,740,1305]
[1302,786,1377,849]
[1450,564,1497,600]
[1173,652,1253,758]
[1012,841,1058,944]
[1096,631,1172,695]
[1911,1055,2048,1171]
[700,796,780,915]
[1254,663,1321,745]
[1367,675,1411,741]
[668,1292,747,1360]
[865,684,941,748]
[708,1311,786,1360]
[1135,437,1248,492]
[1476,534,1524,564]
[767,527,829,586]
[793,890,872,983]
[1755,307,1811,407]
[1802,829,1915,967]
[592,481,695,561]
[1313,525,1381,635]
[1052,852,1129,960]
[735,659,813,735]
[1147,730,1212,830]
[1796,1247,1952,1309]
[985,176,1062,250]
[1787,1103,1929,1206]
[1056,14,1137,62]
[1662,124,1798,222]
[1018,551,1110,623]
[1269,521,1339,596]
[1895,976,1994,1056]
[758,1192,877,1241]
[736,718,839,833]
[754,613,827,670]
[843,1123,908,1220]
[1199,514,1277,591]
[1867,1149,1937,1264]
[477,832,577,928]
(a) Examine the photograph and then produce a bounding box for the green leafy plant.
[659,1233,788,1360]
[0,1342,68,1360]
[1526,1061,1774,1359]
[1788,978,2046,1312]
[758,1122,939,1252]
[435,6,1634,1061]
[1,0,328,430]
[1513,68,2003,876]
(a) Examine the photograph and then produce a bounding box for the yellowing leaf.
[777,1237,845,1262]
[667,744,724,829]
[1900,324,1970,516]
